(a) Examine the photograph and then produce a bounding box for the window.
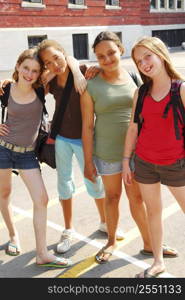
[150,0,157,8]
[160,0,165,8]
[69,0,85,5]
[72,34,88,60]
[177,0,183,8]
[169,0,175,8]
[68,0,87,9]
[150,0,185,10]
[105,0,120,9]
[28,35,47,48]
[106,0,120,5]
[21,0,45,8]
[24,0,42,2]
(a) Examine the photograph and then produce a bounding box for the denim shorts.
[93,155,135,176]
[135,154,185,187]
[0,145,39,170]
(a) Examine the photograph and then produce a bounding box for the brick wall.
[0,0,185,28]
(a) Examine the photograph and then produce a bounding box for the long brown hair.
[131,36,184,83]
[13,48,44,88]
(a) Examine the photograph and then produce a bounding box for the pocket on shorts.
[129,153,135,172]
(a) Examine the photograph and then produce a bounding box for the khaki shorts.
[134,154,185,187]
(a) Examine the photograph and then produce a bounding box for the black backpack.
[134,80,185,142]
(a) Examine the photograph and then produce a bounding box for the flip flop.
[37,257,72,268]
[140,244,178,258]
[95,246,113,264]
[5,242,21,256]
[136,267,165,278]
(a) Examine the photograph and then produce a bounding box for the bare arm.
[66,56,87,95]
[80,89,97,183]
[122,89,139,185]
[180,82,185,108]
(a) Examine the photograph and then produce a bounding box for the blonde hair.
[131,36,184,83]
[92,31,125,55]
[13,48,44,88]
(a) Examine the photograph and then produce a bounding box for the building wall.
[0,0,185,28]
[0,1,185,70]
[1,23,185,71]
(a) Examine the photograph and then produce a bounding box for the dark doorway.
[72,33,89,59]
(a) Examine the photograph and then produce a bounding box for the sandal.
[140,244,178,258]
[5,241,21,256]
[37,256,73,268]
[95,246,114,264]
[136,267,165,278]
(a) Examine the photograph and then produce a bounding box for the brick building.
[0,0,185,70]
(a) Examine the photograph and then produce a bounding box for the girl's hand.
[73,71,87,95]
[84,161,97,183]
[0,79,12,96]
[0,124,10,136]
[41,69,55,87]
[122,160,132,185]
[85,66,101,80]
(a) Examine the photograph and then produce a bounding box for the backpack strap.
[133,82,150,135]
[0,82,11,123]
[129,72,140,87]
[50,70,74,139]
[162,80,185,140]
[35,86,48,116]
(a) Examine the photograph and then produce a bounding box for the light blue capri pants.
[55,136,104,200]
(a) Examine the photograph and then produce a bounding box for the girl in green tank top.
[81,31,177,265]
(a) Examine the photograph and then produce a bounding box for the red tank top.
[135,93,185,165]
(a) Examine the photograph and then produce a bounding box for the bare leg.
[94,197,105,223]
[100,173,122,253]
[168,185,185,213]
[60,198,73,229]
[20,168,68,264]
[0,169,21,254]
[124,178,151,250]
[136,182,165,277]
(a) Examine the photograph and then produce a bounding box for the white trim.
[68,4,87,9]
[105,5,121,10]
[21,1,46,9]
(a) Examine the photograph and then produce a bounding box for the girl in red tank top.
[122,36,185,278]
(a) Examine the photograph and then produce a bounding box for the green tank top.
[87,75,136,162]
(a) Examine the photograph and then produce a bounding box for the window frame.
[150,0,185,11]
[68,0,87,9]
[21,0,46,9]
[105,0,121,10]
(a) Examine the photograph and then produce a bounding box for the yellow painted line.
[58,256,97,278]
[58,202,180,278]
